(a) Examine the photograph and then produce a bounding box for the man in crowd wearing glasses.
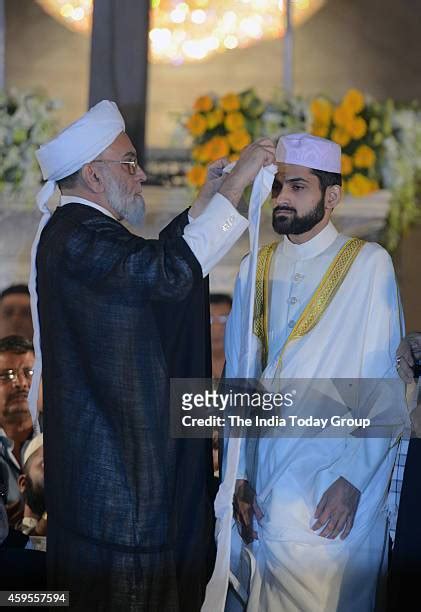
[0,336,36,528]
[30,100,275,611]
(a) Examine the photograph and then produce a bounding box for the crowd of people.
[0,98,420,612]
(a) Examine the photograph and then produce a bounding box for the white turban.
[23,434,43,467]
[35,100,125,213]
[276,132,342,174]
[28,100,125,424]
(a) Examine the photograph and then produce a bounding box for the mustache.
[273,205,296,213]
[9,391,29,402]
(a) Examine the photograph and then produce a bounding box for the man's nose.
[12,371,30,390]
[137,165,147,181]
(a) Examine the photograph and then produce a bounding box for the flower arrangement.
[309,89,394,197]
[181,88,421,249]
[0,90,57,206]
[183,88,265,188]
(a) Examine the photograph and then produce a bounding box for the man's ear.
[17,474,27,494]
[81,163,105,194]
[325,185,341,211]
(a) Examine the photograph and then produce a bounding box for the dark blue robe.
[36,204,215,611]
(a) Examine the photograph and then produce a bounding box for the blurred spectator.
[0,464,7,546]
[0,336,37,527]
[18,435,46,551]
[0,285,33,341]
[210,293,232,379]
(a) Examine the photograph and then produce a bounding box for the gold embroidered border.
[253,241,278,368]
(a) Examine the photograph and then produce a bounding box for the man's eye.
[291,184,304,191]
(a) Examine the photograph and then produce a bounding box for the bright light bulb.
[191,9,207,24]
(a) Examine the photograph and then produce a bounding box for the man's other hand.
[189,157,230,218]
[396,332,421,383]
[233,479,264,544]
[312,476,361,540]
[219,138,276,207]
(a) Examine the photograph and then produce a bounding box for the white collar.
[280,221,339,261]
[59,196,118,220]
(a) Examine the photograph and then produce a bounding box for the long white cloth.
[206,223,407,612]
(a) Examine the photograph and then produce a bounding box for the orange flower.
[192,145,210,164]
[204,136,230,162]
[349,117,367,139]
[227,129,251,152]
[347,173,373,197]
[311,122,329,138]
[220,93,241,112]
[333,104,355,128]
[225,112,245,132]
[206,108,224,130]
[331,127,351,148]
[193,95,214,113]
[186,165,207,187]
[229,153,240,162]
[186,113,207,137]
[341,154,353,176]
[353,144,376,168]
[342,89,365,114]
[310,98,333,125]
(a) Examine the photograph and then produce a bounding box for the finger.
[314,493,327,519]
[397,341,414,366]
[340,515,354,540]
[328,513,348,539]
[318,516,339,538]
[397,355,415,382]
[253,500,264,522]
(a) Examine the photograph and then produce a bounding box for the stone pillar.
[89,0,150,162]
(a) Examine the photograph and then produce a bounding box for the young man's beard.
[25,477,45,518]
[104,173,145,228]
[272,196,325,236]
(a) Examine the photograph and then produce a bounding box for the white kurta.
[214,222,407,612]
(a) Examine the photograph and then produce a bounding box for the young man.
[205,133,406,612]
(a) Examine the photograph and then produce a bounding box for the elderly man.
[203,133,406,612]
[0,285,33,341]
[0,336,36,528]
[30,100,275,611]
[17,434,46,542]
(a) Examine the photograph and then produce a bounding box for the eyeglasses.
[210,315,229,325]
[0,367,34,384]
[91,159,139,176]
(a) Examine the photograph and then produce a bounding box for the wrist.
[218,178,245,207]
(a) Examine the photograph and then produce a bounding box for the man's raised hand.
[233,479,264,544]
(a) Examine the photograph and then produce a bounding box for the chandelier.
[35,0,324,63]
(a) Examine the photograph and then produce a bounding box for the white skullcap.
[35,100,125,213]
[276,133,341,174]
[28,101,125,427]
[23,434,43,467]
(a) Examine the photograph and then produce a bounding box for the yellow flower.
[206,108,224,130]
[192,145,210,164]
[349,117,367,139]
[224,112,245,132]
[193,95,213,113]
[186,165,207,187]
[186,113,207,137]
[227,129,252,152]
[310,98,333,125]
[204,136,230,162]
[229,153,240,162]
[341,154,353,176]
[311,122,329,138]
[347,173,373,197]
[342,89,365,114]
[220,93,241,112]
[369,179,379,192]
[353,144,376,168]
[331,127,351,147]
[333,104,355,128]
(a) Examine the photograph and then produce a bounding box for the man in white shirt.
[205,133,406,612]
